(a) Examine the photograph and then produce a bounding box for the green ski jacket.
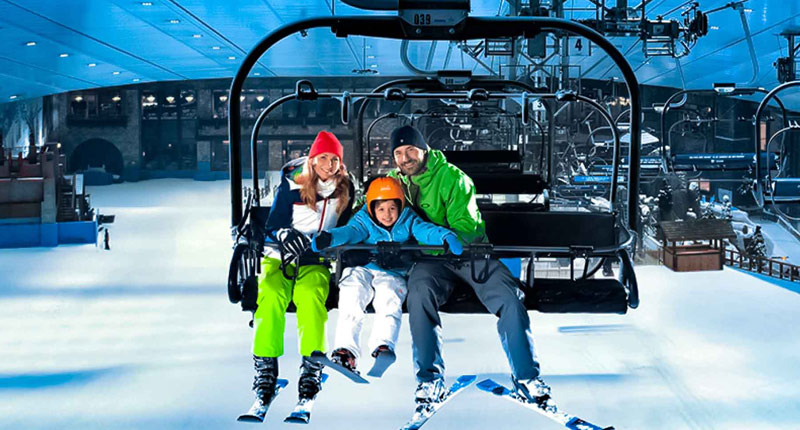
[389,149,487,244]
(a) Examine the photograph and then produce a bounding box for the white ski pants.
[334,266,407,359]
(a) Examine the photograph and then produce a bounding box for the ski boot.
[331,348,358,372]
[414,378,447,406]
[298,356,324,400]
[371,344,392,358]
[512,376,557,413]
[253,355,279,404]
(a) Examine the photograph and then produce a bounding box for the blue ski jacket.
[314,206,456,275]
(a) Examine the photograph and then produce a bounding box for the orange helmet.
[366,177,405,217]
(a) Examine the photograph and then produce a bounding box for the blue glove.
[443,233,463,256]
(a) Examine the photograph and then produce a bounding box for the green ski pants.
[252,257,330,358]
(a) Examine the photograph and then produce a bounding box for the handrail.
[724,248,800,284]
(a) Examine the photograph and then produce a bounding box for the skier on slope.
[387,125,557,412]
[310,176,463,374]
[247,131,355,412]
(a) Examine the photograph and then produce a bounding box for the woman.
[248,130,354,412]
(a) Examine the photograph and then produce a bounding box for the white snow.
[1,179,799,430]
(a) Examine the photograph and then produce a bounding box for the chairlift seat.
[482,210,617,249]
[770,178,800,203]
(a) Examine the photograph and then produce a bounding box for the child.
[311,177,462,373]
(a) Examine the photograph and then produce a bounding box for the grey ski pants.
[406,260,540,382]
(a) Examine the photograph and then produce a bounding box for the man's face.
[393,145,426,176]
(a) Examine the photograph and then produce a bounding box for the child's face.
[374,200,400,227]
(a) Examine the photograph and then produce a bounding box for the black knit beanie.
[390,125,429,152]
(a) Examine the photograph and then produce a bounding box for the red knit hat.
[308,131,343,160]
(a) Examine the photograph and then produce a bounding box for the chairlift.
[226,6,643,317]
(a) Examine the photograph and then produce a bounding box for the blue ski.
[399,375,477,430]
[367,348,397,378]
[476,379,614,430]
[237,378,290,423]
[283,373,329,424]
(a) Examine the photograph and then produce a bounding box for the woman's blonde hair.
[295,155,351,214]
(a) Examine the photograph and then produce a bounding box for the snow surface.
[1,179,800,430]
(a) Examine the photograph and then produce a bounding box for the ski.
[237,378,290,423]
[283,398,316,424]
[367,348,397,377]
[476,379,615,430]
[283,373,329,424]
[399,374,477,430]
[309,350,369,384]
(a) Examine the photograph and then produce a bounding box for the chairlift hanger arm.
[660,87,788,173]
[249,93,296,205]
[763,123,800,203]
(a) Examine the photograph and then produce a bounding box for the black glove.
[276,228,310,261]
[312,231,332,252]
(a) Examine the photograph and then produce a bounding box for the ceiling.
[0,0,799,106]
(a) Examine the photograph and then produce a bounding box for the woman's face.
[312,153,341,181]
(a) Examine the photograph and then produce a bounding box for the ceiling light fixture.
[141,1,153,5]
[212,46,221,50]
[74,96,83,102]
[169,19,180,24]
[256,95,265,102]
[59,53,69,58]
[228,56,236,60]
[166,96,176,104]
[133,78,140,82]
[254,72,261,76]
[88,63,96,67]
[112,95,121,102]
[146,95,156,103]
[9,95,18,100]
[184,95,195,103]
[240,96,245,102]
[192,34,202,38]
[113,71,120,75]
[25,41,36,46]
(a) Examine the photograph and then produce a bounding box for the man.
[387,125,555,412]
